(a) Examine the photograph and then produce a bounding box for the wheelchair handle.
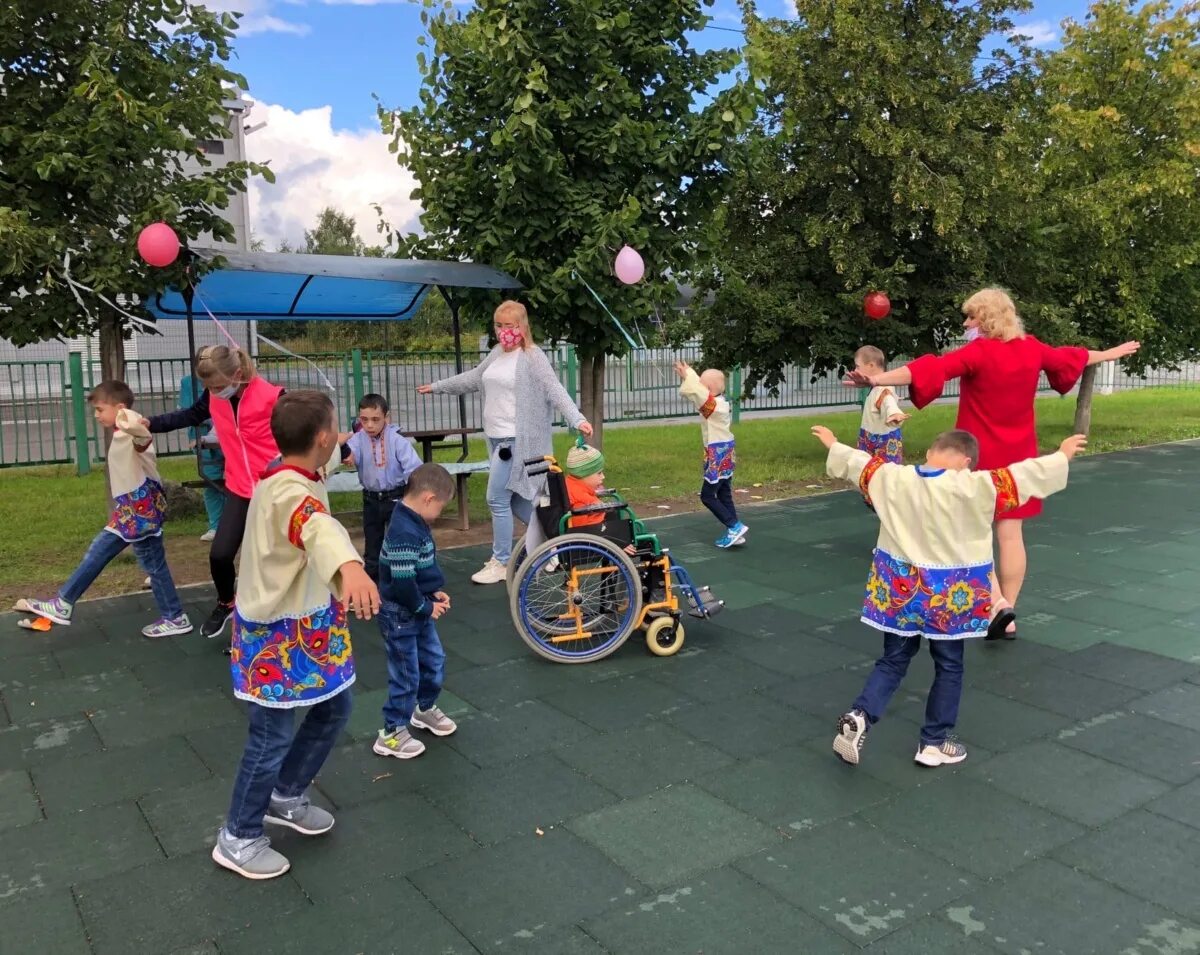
[524,455,553,466]
[527,463,552,476]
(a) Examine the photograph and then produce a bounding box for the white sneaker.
[471,558,508,585]
[914,739,968,767]
[200,529,216,542]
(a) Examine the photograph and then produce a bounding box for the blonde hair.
[700,368,726,395]
[962,288,1025,342]
[196,344,255,388]
[494,300,534,350]
[854,345,886,369]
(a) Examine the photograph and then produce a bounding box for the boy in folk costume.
[811,424,1086,767]
[213,391,379,881]
[854,346,909,464]
[674,360,747,548]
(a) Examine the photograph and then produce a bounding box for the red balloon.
[863,291,891,320]
[137,222,180,268]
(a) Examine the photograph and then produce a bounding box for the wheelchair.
[506,454,724,664]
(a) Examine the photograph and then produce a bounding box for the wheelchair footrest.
[686,586,724,619]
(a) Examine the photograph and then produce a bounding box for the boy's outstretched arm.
[989,434,1086,517]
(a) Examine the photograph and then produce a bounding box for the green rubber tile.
[859,916,998,953]
[1109,581,1200,616]
[426,753,619,846]
[947,857,1200,955]
[165,944,219,955]
[713,581,794,612]
[1108,626,1200,663]
[218,875,475,955]
[735,818,978,945]
[127,651,226,695]
[1054,811,1200,922]
[309,739,481,810]
[1042,595,1175,632]
[761,663,876,719]
[89,689,242,748]
[664,693,828,759]
[706,603,824,639]
[863,775,1084,879]
[74,852,310,955]
[583,866,854,954]
[962,639,1070,684]
[32,736,212,814]
[568,784,777,889]
[719,628,873,678]
[0,715,104,769]
[0,622,70,660]
[438,627,529,667]
[137,774,235,858]
[408,828,642,952]
[0,703,8,730]
[0,650,64,691]
[696,744,898,829]
[0,801,163,897]
[1057,711,1200,785]
[1,668,145,724]
[445,699,597,769]
[1049,642,1200,691]
[1132,683,1200,732]
[798,724,985,792]
[0,889,91,955]
[450,657,602,711]
[1146,778,1200,832]
[0,770,41,833]
[645,647,786,703]
[53,635,184,681]
[555,723,733,798]
[965,740,1169,826]
[339,686,392,741]
[542,673,695,732]
[181,722,248,777]
[983,666,1143,721]
[899,688,1072,755]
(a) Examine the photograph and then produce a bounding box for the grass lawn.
[2,386,1197,604]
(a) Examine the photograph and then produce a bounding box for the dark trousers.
[362,488,406,581]
[853,634,965,744]
[700,478,738,529]
[210,492,251,605]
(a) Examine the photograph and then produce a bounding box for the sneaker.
[141,576,152,590]
[727,522,749,545]
[411,705,457,737]
[914,739,968,767]
[832,709,869,765]
[471,558,508,585]
[16,597,72,626]
[201,601,235,639]
[715,532,736,549]
[264,793,335,835]
[142,614,193,639]
[200,529,216,542]
[373,727,426,759]
[211,828,290,880]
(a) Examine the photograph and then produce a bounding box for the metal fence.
[1,344,1197,471]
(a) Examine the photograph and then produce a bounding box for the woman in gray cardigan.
[419,301,592,584]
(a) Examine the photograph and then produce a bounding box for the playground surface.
[2,440,1200,955]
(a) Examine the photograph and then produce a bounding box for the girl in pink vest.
[147,345,284,641]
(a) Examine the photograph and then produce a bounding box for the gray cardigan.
[432,345,586,500]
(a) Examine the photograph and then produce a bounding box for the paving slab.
[0,888,91,955]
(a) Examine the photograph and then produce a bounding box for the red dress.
[906,336,1088,520]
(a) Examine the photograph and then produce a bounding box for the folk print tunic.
[857,386,906,465]
[105,409,167,542]
[678,368,736,483]
[826,442,1071,639]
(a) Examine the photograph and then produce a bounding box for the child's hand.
[433,591,451,609]
[340,562,381,620]
[673,360,691,381]
[887,412,910,425]
[139,416,152,429]
[1058,434,1088,459]
[337,431,352,444]
[624,544,638,555]
[429,600,449,620]
[811,425,837,449]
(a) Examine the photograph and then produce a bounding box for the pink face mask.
[498,327,524,349]
[963,327,982,342]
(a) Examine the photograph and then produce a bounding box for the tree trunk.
[98,310,126,382]
[1072,363,1098,435]
[579,353,606,449]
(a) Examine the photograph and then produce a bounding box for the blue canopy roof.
[146,248,522,322]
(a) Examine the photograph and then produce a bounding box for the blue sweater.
[379,502,445,618]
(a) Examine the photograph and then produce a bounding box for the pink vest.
[209,376,283,499]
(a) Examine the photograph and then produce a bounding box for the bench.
[326,460,490,531]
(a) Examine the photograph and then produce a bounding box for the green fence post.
[565,345,578,402]
[350,348,365,411]
[68,352,91,476]
[731,366,743,425]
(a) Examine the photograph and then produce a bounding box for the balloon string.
[61,251,160,334]
[572,271,639,350]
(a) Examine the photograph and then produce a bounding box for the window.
[197,139,226,155]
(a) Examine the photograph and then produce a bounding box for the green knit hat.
[565,437,605,478]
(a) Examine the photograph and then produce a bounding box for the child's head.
[926,429,980,471]
[89,381,134,429]
[565,442,606,490]
[854,345,887,375]
[700,368,726,396]
[961,287,1024,342]
[196,344,256,398]
[494,300,532,352]
[403,463,455,522]
[271,390,337,464]
[357,394,390,436]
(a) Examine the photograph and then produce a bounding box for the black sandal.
[986,607,1016,641]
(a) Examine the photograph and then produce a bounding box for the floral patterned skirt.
[231,600,355,707]
[857,428,904,465]
[107,479,167,541]
[703,441,736,483]
[861,549,994,639]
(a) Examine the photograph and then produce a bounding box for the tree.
[304,206,367,256]
[690,0,1040,392]
[380,0,758,446]
[1028,0,1200,433]
[0,1,271,381]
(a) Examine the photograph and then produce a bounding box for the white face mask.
[214,383,238,399]
[963,327,982,342]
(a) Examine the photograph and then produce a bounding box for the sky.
[209,0,1092,251]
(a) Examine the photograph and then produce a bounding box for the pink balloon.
[614,245,645,285]
[137,222,180,268]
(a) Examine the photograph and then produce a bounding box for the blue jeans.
[486,437,533,563]
[60,529,183,619]
[379,608,445,731]
[700,478,738,529]
[225,690,353,838]
[853,634,964,744]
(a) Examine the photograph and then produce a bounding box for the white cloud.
[240,14,311,34]
[244,100,423,251]
[1009,19,1059,47]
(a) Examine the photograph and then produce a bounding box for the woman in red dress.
[846,288,1139,638]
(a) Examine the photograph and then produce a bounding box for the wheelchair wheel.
[506,534,529,592]
[645,617,686,657]
[510,534,643,664]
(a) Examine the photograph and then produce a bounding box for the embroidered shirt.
[344,425,422,493]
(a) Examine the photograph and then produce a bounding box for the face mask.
[963,327,981,342]
[214,383,239,399]
[498,327,524,349]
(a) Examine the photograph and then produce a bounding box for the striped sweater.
[379,501,445,618]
